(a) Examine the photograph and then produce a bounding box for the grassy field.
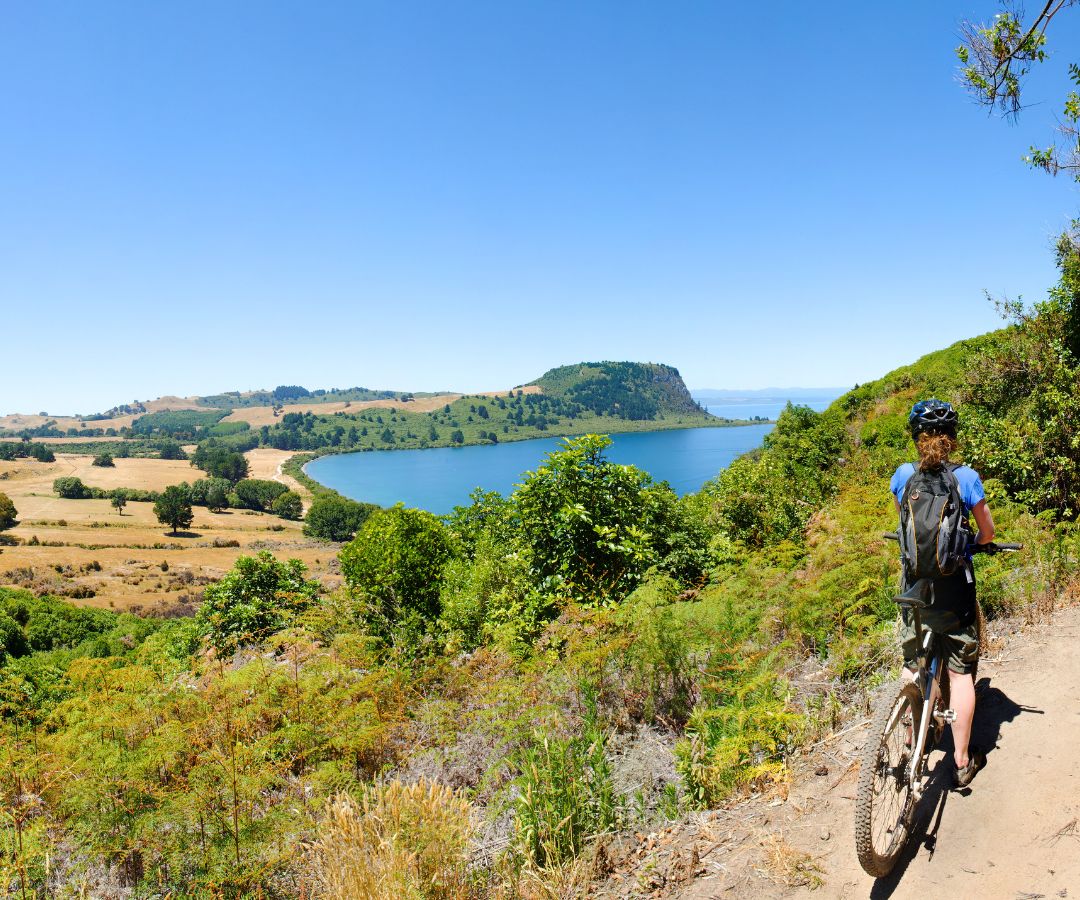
[0,395,206,434]
[0,452,337,612]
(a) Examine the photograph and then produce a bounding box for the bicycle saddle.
[893,579,932,609]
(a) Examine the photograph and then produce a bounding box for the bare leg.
[948,668,976,769]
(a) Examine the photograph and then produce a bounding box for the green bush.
[91,452,114,468]
[303,495,377,542]
[339,505,456,630]
[701,405,846,548]
[53,477,92,499]
[0,492,17,532]
[195,551,320,654]
[439,534,548,653]
[515,434,705,603]
[271,490,303,520]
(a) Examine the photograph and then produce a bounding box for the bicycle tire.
[855,681,922,878]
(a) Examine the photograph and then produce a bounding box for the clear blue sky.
[3,1,1079,414]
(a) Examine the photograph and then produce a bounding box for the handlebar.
[880,532,1022,553]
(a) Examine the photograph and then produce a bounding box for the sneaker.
[954,746,986,788]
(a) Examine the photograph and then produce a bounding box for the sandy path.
[781,604,1080,899]
[243,448,310,502]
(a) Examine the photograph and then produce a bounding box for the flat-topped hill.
[528,361,704,421]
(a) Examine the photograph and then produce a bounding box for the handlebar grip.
[882,532,899,541]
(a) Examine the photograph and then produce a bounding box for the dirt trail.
[597,605,1080,899]
[784,602,1080,899]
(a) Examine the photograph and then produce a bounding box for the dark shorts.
[900,566,979,675]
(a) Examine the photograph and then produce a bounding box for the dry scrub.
[310,780,473,900]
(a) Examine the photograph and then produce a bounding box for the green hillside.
[2,296,1079,894]
[529,361,705,420]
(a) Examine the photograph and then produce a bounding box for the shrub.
[0,492,17,532]
[91,452,114,468]
[195,551,319,653]
[53,477,91,499]
[339,506,456,629]
[675,660,804,808]
[515,434,706,604]
[310,781,472,900]
[514,698,620,868]
[304,495,377,542]
[271,490,303,520]
[438,534,549,653]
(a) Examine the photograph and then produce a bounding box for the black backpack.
[898,462,970,581]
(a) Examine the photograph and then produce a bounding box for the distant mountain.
[529,362,707,421]
[691,387,849,401]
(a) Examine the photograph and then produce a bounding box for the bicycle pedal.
[933,708,957,724]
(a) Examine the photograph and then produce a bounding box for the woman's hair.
[916,431,957,471]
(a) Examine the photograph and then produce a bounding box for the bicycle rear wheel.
[855,681,922,878]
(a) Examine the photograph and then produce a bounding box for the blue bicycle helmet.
[909,398,958,439]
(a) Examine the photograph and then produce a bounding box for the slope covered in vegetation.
[529,362,706,421]
[3,258,1080,896]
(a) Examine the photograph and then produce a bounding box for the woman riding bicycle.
[891,398,996,787]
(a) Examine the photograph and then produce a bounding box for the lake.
[305,424,775,514]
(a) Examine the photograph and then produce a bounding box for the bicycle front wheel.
[854,681,922,878]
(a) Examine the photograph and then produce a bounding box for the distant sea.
[695,392,842,422]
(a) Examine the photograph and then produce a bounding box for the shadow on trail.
[868,680,1041,899]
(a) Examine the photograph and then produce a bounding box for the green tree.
[0,492,17,532]
[92,452,114,468]
[157,439,187,460]
[515,434,707,603]
[233,479,289,511]
[53,476,91,499]
[339,505,456,629]
[205,482,229,512]
[450,429,464,444]
[196,551,319,653]
[271,491,303,520]
[303,495,376,542]
[957,2,1080,180]
[110,489,128,516]
[154,485,194,535]
[192,445,249,482]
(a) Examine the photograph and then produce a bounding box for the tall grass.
[513,694,619,869]
[310,779,473,900]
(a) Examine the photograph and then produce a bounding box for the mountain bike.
[853,534,1021,878]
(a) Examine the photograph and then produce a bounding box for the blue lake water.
[306,424,776,514]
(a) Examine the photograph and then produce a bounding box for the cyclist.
[890,398,996,787]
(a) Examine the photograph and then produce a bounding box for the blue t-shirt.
[890,463,986,515]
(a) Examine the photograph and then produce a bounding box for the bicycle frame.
[892,600,951,799]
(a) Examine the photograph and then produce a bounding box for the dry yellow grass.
[0,395,206,434]
[244,448,309,499]
[0,454,338,611]
[310,781,473,900]
[221,394,461,428]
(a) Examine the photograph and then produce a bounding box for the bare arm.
[971,499,995,545]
